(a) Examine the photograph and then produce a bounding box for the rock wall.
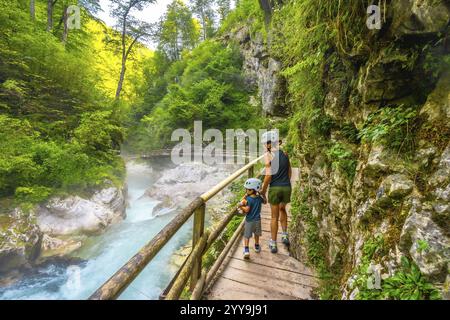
[223,26,286,116]
[232,0,449,299]
[289,1,450,299]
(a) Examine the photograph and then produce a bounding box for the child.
[237,178,263,259]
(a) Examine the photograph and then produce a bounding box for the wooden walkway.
[205,169,318,300]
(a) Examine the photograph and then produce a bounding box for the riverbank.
[0,157,240,299]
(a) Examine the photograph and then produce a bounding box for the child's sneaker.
[269,240,277,254]
[254,244,261,253]
[243,247,250,259]
[281,233,290,246]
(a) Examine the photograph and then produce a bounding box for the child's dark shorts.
[244,219,262,239]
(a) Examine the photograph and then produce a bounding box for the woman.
[260,131,292,254]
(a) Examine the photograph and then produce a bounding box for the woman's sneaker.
[243,247,250,259]
[269,240,277,254]
[281,233,290,246]
[255,244,261,253]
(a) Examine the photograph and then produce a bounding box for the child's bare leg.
[244,238,250,247]
[254,235,260,245]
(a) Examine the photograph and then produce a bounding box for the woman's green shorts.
[268,186,292,205]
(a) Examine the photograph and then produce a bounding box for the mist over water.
[0,157,200,300]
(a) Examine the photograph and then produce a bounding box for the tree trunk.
[115,35,140,99]
[47,0,54,31]
[30,0,35,20]
[62,6,69,43]
[201,9,206,41]
[258,0,272,27]
[115,58,126,100]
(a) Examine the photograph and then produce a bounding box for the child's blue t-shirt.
[245,195,263,222]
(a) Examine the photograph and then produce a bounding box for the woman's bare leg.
[270,204,280,241]
[279,203,288,233]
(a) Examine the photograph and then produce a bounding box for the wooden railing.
[126,149,257,159]
[89,155,264,300]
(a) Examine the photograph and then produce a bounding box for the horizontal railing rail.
[127,149,260,160]
[89,154,264,300]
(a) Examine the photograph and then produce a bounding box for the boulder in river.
[37,185,127,237]
[0,209,42,273]
[0,183,127,275]
[146,162,234,216]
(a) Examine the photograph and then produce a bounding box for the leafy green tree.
[108,0,156,99]
[0,0,131,204]
[74,111,125,160]
[129,40,265,151]
[156,0,200,61]
[59,0,101,43]
[189,0,216,40]
[216,0,231,22]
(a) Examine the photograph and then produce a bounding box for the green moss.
[356,255,441,300]
[270,0,368,157]
[358,105,419,155]
[290,185,340,299]
[180,284,192,300]
[325,141,357,181]
[219,0,267,39]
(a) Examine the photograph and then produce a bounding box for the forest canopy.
[0,0,150,204]
[0,0,266,205]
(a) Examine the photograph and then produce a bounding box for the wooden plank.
[226,258,318,287]
[229,253,315,277]
[221,265,315,299]
[260,221,289,233]
[204,219,245,293]
[232,234,291,257]
[225,246,313,277]
[251,241,291,257]
[206,167,318,301]
[206,277,300,300]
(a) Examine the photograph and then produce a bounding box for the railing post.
[248,165,254,178]
[191,203,205,291]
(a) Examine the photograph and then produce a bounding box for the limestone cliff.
[231,0,449,299]
[223,26,286,116]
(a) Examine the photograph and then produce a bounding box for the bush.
[130,40,267,152]
[356,255,441,300]
[326,142,357,181]
[219,0,266,37]
[0,114,125,203]
[15,186,52,204]
[271,0,367,156]
[353,236,441,300]
[358,105,418,153]
[74,111,125,160]
[382,257,441,300]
